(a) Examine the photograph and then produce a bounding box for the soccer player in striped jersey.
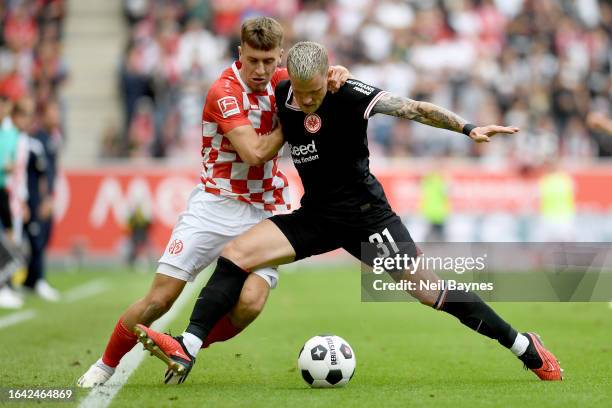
[77,19,350,388]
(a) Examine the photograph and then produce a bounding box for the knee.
[221,240,250,269]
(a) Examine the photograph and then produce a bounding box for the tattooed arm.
[372,94,467,132]
[371,93,519,142]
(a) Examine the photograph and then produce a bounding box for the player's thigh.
[226,208,342,270]
[344,217,441,305]
[157,189,255,281]
[222,219,297,270]
[343,216,419,266]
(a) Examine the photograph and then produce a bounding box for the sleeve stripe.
[364,91,389,119]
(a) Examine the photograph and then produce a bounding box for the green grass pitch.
[0,266,610,407]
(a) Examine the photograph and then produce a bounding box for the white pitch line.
[77,274,205,408]
[0,309,36,329]
[0,279,108,329]
[63,280,109,303]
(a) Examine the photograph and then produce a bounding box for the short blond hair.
[241,16,283,51]
[286,41,328,81]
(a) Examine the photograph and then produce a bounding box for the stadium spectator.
[0,94,16,241]
[0,98,35,309]
[537,161,576,242]
[23,99,61,301]
[0,94,22,309]
[419,168,451,242]
[126,203,153,269]
[8,98,32,247]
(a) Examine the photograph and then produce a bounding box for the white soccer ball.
[297,334,356,388]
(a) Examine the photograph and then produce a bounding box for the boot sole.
[134,326,186,375]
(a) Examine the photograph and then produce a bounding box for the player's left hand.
[469,125,520,143]
[327,65,351,93]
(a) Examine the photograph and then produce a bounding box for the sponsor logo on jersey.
[168,239,184,255]
[217,96,241,118]
[304,113,322,133]
[291,141,317,156]
[290,141,319,164]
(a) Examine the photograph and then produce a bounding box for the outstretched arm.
[371,94,519,142]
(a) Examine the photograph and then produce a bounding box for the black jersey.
[275,79,393,221]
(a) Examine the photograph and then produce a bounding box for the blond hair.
[286,41,328,81]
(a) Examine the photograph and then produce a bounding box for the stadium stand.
[106,0,610,164]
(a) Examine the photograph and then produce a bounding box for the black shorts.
[268,206,418,267]
[0,188,12,230]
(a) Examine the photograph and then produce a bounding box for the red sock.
[101,319,138,367]
[201,315,243,348]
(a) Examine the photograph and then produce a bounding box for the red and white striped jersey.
[200,61,290,211]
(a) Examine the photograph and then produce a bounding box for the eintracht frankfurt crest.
[304,113,322,133]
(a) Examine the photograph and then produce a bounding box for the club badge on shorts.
[304,113,322,134]
[168,239,184,255]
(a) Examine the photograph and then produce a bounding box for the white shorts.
[157,187,279,288]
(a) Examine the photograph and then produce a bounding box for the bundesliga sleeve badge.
[217,96,241,118]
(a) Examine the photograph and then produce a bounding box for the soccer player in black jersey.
[135,42,562,383]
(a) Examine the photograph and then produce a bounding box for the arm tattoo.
[372,94,467,133]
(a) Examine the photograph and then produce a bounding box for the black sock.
[186,257,248,340]
[435,289,517,348]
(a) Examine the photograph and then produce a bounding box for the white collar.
[231,61,252,93]
[285,86,302,111]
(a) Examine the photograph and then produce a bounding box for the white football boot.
[77,360,115,388]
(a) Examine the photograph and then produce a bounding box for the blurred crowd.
[107,0,611,165]
[0,0,65,308]
[0,0,66,125]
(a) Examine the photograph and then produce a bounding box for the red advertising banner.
[48,164,612,256]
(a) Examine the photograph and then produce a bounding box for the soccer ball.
[297,334,356,388]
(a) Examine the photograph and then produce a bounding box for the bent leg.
[350,216,520,350]
[228,273,270,329]
[222,219,297,270]
[102,271,186,368]
[121,271,186,329]
[399,259,519,348]
[202,273,271,349]
[187,219,295,343]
